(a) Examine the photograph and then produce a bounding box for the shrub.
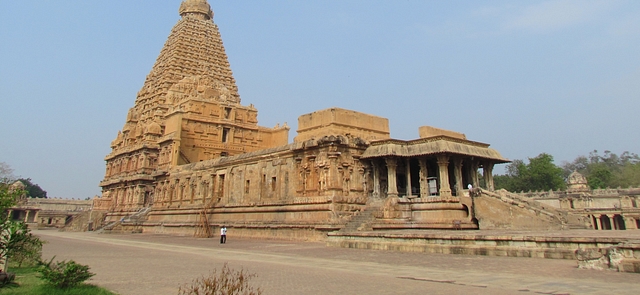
[178,263,262,295]
[37,257,95,289]
[10,233,44,268]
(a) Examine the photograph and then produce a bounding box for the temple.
[93,0,517,239]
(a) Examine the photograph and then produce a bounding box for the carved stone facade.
[99,0,288,213]
[94,0,510,239]
[526,171,640,231]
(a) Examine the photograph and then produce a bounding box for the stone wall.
[418,126,466,140]
[101,135,371,239]
[295,108,390,143]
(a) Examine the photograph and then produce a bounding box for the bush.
[37,257,95,289]
[178,263,262,295]
[10,233,44,268]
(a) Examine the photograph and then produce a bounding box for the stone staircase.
[60,211,91,232]
[474,188,588,230]
[97,206,152,234]
[340,200,383,233]
[126,206,152,223]
[94,221,119,233]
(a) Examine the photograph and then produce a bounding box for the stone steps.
[97,207,152,234]
[340,200,383,233]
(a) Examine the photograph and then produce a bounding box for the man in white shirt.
[220,226,227,244]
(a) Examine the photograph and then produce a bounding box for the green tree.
[586,164,612,189]
[562,150,640,189]
[495,153,565,192]
[0,173,43,273]
[17,178,47,199]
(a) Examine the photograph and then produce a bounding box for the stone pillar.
[173,180,180,206]
[372,161,381,198]
[609,215,617,230]
[418,158,428,199]
[625,217,638,229]
[160,182,167,205]
[327,146,341,192]
[208,175,215,204]
[215,175,222,199]
[595,215,602,230]
[190,181,197,204]
[117,188,124,207]
[183,178,190,203]
[453,158,463,196]
[483,162,495,191]
[436,155,452,197]
[385,158,398,198]
[360,162,369,193]
[195,177,202,203]
[137,185,145,206]
[405,158,412,197]
[466,159,479,189]
[200,180,207,205]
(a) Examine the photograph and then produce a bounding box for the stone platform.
[327,229,640,272]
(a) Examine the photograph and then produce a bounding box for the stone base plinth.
[327,230,640,270]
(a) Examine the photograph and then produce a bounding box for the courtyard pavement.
[34,229,639,295]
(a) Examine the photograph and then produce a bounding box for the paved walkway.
[35,230,639,295]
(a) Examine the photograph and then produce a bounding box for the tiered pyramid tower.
[99,0,289,211]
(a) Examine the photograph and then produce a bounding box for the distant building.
[7,181,93,228]
[526,171,640,230]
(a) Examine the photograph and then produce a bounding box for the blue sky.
[1,0,639,199]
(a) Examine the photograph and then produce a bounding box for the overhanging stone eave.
[361,139,509,163]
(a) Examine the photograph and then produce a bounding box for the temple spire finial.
[179,0,214,21]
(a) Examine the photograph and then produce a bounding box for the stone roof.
[567,170,590,192]
[361,136,509,162]
[107,0,240,154]
[179,0,213,20]
[134,0,239,110]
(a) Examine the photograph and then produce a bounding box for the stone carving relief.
[166,75,237,107]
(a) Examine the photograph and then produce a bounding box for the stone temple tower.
[100,0,289,211]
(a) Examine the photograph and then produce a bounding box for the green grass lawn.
[1,267,116,295]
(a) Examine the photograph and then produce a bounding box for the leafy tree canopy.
[561,150,640,189]
[17,178,47,199]
[494,153,565,192]
[0,169,44,273]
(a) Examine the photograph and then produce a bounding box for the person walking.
[220,226,227,244]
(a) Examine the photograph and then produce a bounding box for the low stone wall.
[326,231,637,263]
[576,243,640,273]
[115,222,334,241]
